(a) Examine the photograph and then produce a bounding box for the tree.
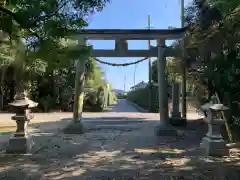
[85,58,105,89]
[182,0,240,140]
[0,0,110,79]
[151,58,182,84]
[0,0,112,111]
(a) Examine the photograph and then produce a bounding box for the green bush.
[108,91,116,105]
[83,84,116,112]
[39,95,54,112]
[92,85,107,111]
[127,85,159,112]
[117,94,127,99]
[83,85,108,111]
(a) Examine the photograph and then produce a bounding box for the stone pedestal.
[6,134,33,154]
[6,116,33,154]
[170,83,187,126]
[200,104,229,157]
[201,136,229,157]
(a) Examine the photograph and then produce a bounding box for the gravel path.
[0,119,240,180]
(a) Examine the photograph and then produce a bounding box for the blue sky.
[87,0,192,91]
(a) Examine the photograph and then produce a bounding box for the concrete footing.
[169,115,187,127]
[155,124,178,136]
[63,121,85,134]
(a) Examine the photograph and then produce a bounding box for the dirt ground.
[0,100,239,179]
[0,116,240,180]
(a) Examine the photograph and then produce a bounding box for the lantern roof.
[8,92,38,108]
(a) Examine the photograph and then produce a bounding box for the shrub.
[39,95,54,112]
[127,85,159,112]
[108,91,116,105]
[117,94,127,99]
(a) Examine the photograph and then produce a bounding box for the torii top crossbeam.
[73,27,187,40]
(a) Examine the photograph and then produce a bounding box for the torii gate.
[64,27,187,135]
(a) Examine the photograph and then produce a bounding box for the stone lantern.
[6,92,38,154]
[200,103,229,157]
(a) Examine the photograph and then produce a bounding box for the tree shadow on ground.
[0,116,240,179]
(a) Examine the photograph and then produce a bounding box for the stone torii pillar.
[64,36,86,134]
[170,83,187,126]
[155,39,178,136]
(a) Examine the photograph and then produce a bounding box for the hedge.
[126,85,159,112]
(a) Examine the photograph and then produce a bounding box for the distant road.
[109,99,139,112]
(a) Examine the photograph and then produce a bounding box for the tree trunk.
[8,67,16,101]
[0,68,5,110]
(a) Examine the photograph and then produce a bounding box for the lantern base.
[6,134,33,154]
[200,136,229,157]
[63,121,84,134]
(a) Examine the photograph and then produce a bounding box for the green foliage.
[127,85,159,112]
[39,95,54,112]
[95,85,106,111]
[181,0,240,140]
[151,58,182,84]
[82,59,114,112]
[0,0,112,112]
[116,94,127,99]
[84,84,115,112]
[85,58,105,88]
[202,51,240,109]
[0,0,110,39]
[129,57,177,112]
[209,0,240,16]
[108,90,116,105]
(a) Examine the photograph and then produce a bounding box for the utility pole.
[148,15,152,112]
[133,64,137,87]
[180,0,187,119]
[124,75,126,92]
